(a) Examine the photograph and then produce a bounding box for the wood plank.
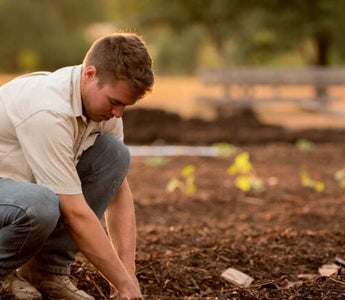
[202,67,345,86]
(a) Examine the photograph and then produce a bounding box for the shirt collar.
[70,65,88,123]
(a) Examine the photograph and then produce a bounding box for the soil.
[122,108,345,145]
[3,108,345,299]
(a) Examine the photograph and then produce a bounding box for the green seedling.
[227,152,263,192]
[334,168,345,189]
[167,164,196,195]
[212,142,236,157]
[300,171,324,192]
[296,139,315,151]
[145,156,166,167]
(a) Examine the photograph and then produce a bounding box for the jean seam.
[0,203,33,264]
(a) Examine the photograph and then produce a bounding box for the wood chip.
[285,281,302,288]
[335,256,345,267]
[297,274,318,281]
[318,264,340,276]
[221,267,254,286]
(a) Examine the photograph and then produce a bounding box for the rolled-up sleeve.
[15,110,82,194]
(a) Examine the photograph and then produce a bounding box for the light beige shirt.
[0,65,124,194]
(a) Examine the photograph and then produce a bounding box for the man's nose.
[112,106,125,118]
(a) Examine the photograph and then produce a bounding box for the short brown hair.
[83,33,154,100]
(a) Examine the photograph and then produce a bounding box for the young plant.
[300,171,324,192]
[296,139,315,151]
[212,142,237,157]
[227,152,263,192]
[166,165,196,195]
[145,156,166,167]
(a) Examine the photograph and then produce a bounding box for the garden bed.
[76,142,345,299]
[3,108,345,299]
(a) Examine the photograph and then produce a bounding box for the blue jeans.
[0,134,130,277]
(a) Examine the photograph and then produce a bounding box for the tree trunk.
[205,21,227,65]
[314,31,332,103]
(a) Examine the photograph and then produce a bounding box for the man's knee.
[98,134,130,169]
[27,185,61,235]
[0,182,61,253]
[84,134,130,175]
[77,135,131,195]
[5,182,62,237]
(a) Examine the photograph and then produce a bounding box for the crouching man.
[0,32,154,300]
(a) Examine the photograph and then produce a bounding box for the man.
[0,33,154,299]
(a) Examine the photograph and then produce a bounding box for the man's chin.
[88,115,112,122]
[102,115,111,121]
[90,116,107,122]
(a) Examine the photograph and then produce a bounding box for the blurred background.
[1,0,345,129]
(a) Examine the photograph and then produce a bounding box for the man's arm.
[105,178,137,274]
[105,178,141,298]
[58,192,142,299]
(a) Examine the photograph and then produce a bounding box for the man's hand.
[110,285,119,299]
[110,274,142,299]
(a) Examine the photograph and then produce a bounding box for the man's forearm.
[58,193,141,298]
[105,178,137,274]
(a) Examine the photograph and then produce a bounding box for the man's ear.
[83,66,97,80]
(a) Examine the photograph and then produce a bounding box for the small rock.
[318,264,340,276]
[267,176,279,186]
[221,268,254,286]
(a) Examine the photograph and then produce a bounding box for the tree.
[108,0,345,70]
[108,0,256,65]
[0,0,106,72]
[253,0,345,67]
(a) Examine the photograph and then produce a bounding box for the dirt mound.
[123,108,345,145]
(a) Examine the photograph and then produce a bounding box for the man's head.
[81,33,154,122]
[83,33,154,101]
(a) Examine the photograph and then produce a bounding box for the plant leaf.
[182,165,195,177]
[296,139,315,151]
[234,152,252,174]
[145,156,166,167]
[227,164,238,175]
[213,142,236,157]
[315,182,325,192]
[236,175,251,191]
[166,178,180,193]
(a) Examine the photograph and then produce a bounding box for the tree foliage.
[108,0,345,72]
[1,0,345,74]
[0,0,105,72]
[108,0,257,72]
[252,0,345,66]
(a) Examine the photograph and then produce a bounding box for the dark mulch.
[123,107,345,145]
[3,109,345,299]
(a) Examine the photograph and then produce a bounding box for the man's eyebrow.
[108,96,125,105]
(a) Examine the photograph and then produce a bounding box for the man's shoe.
[37,274,95,300]
[1,272,42,300]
